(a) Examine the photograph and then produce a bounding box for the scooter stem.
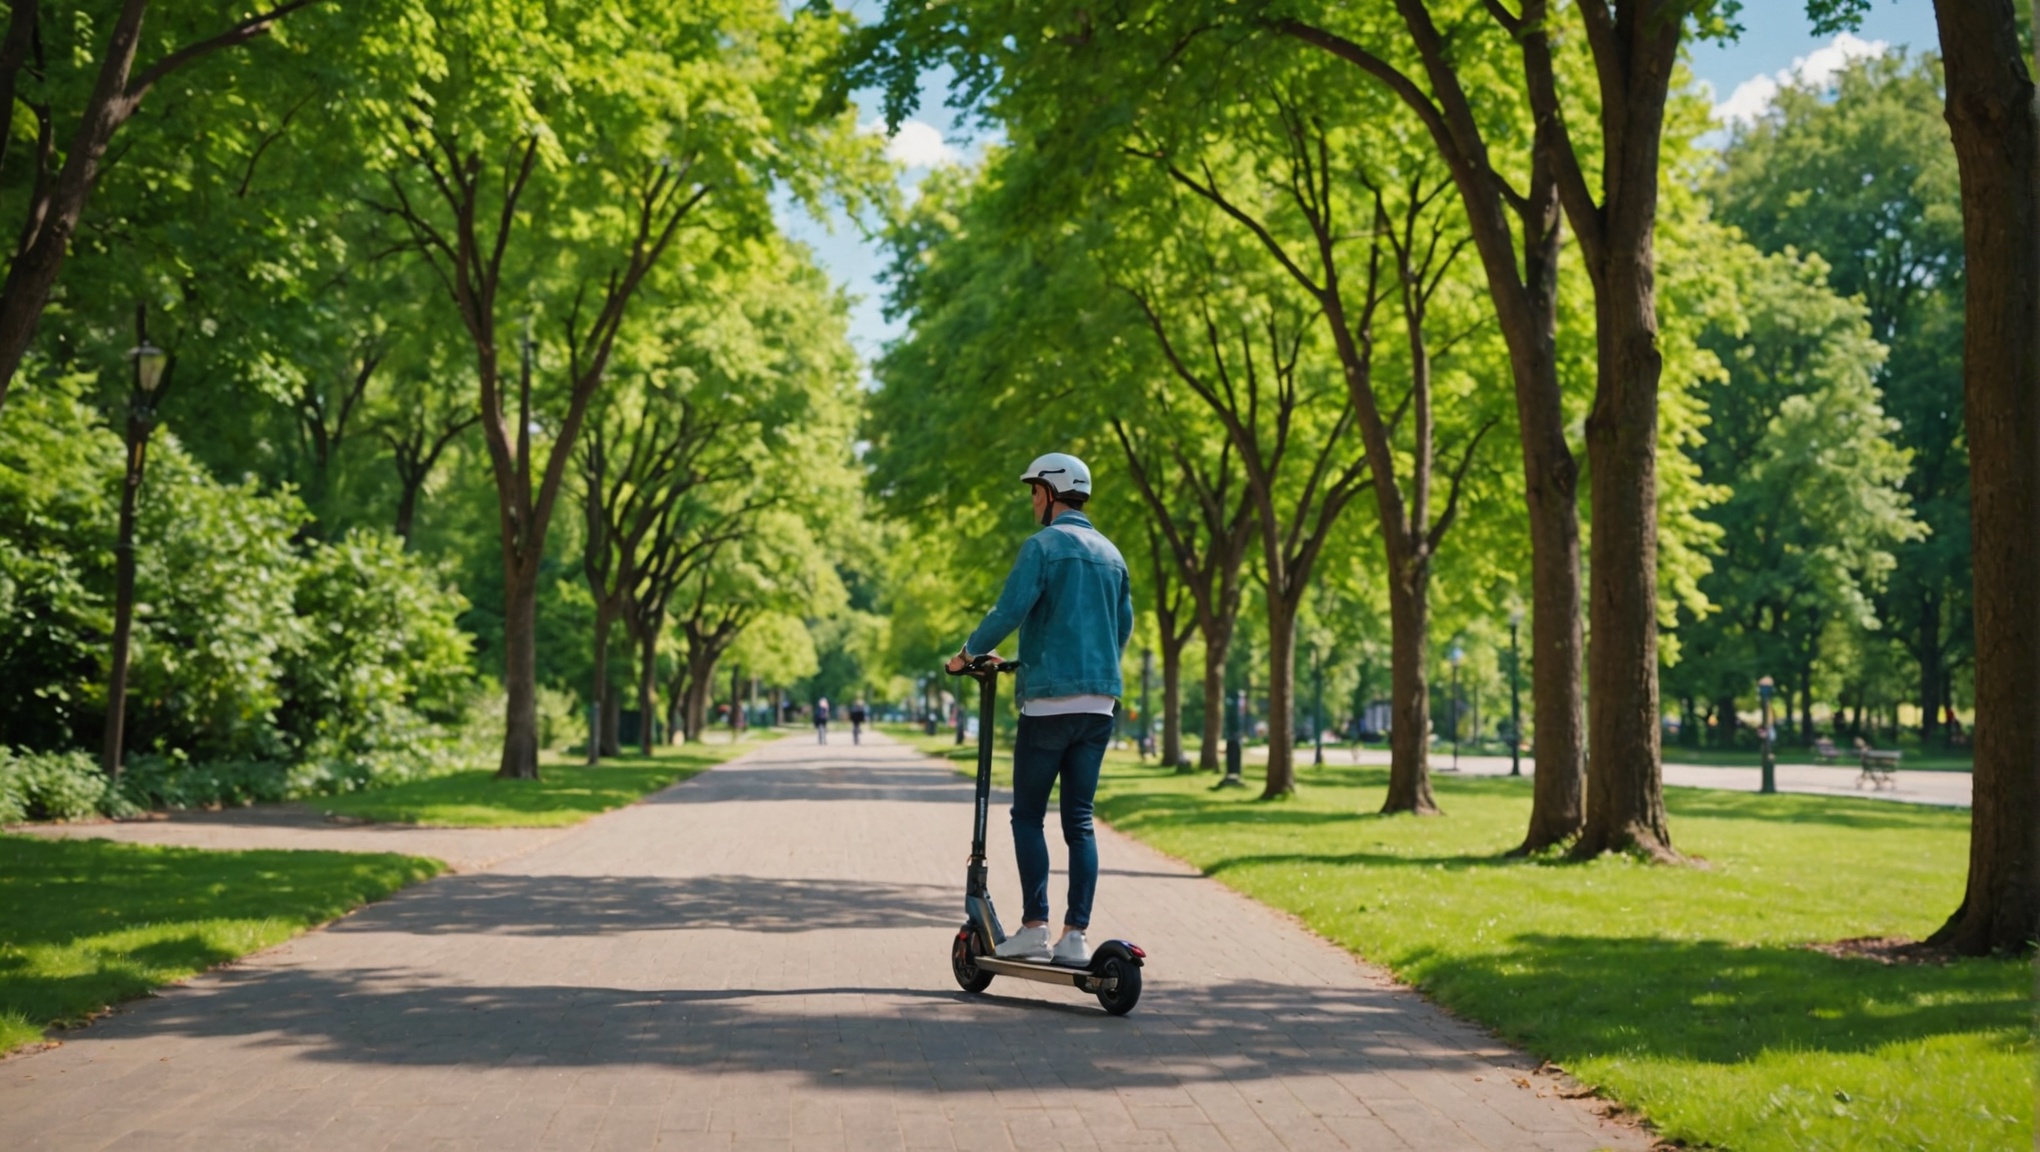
[951,657,1014,905]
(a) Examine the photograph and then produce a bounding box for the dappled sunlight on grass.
[0,835,439,1053]
[1081,753,2030,1152]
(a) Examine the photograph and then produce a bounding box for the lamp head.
[1448,643,1464,667]
[130,341,167,396]
[1510,605,1524,628]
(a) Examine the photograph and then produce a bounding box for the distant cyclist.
[849,698,868,744]
[947,453,1132,967]
[814,696,831,744]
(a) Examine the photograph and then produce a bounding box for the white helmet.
[1019,452,1092,502]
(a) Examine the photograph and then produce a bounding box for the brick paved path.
[1,733,1648,1151]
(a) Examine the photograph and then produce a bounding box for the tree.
[1924,0,2038,955]
[1115,423,1258,772]
[577,392,720,760]
[0,0,322,415]
[636,242,861,745]
[1123,248,1371,800]
[1711,50,1970,745]
[374,366,479,545]
[1668,245,1922,743]
[366,0,867,778]
[867,158,1256,768]
[1133,85,1498,814]
[1260,0,1588,850]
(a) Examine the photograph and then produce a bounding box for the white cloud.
[1712,32,1887,127]
[861,117,962,169]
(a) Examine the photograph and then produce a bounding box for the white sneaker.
[1051,930,1091,967]
[994,924,1051,961]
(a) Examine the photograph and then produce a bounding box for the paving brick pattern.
[1,733,1650,1151]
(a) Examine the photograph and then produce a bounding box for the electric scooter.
[947,656,1145,1015]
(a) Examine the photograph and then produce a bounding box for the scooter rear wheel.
[1094,955,1141,1015]
[951,926,993,993]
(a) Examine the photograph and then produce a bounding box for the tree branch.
[125,0,323,105]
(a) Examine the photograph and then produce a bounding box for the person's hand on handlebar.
[946,647,998,674]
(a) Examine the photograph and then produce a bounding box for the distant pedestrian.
[849,699,868,744]
[814,696,831,744]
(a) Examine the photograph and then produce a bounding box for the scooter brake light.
[1127,945,1146,959]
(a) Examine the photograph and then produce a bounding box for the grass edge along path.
[313,735,776,827]
[883,725,2029,1151]
[0,835,442,1055]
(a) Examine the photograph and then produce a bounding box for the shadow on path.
[333,872,964,936]
[117,966,1486,1091]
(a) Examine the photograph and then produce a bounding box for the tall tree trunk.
[683,653,716,741]
[600,693,621,757]
[1927,0,2040,955]
[587,604,614,764]
[1380,555,1438,814]
[1199,622,1233,772]
[637,625,659,756]
[1261,597,1300,798]
[499,562,542,779]
[393,478,422,544]
[1160,631,1186,769]
[1576,261,1673,859]
[1520,454,1586,848]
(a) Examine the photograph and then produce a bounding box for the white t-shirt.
[1020,694,1118,717]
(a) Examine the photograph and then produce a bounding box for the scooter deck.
[973,955,1119,990]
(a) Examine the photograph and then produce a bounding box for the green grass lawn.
[313,737,768,827]
[1079,756,2028,1151]
[896,719,2027,1151]
[0,835,441,1054]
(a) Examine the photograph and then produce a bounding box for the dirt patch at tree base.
[1804,936,1962,965]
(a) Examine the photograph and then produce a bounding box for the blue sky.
[783,1,1945,368]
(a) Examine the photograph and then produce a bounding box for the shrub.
[276,528,472,769]
[118,752,290,811]
[125,447,305,759]
[0,748,127,822]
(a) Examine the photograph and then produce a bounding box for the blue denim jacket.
[964,511,1134,704]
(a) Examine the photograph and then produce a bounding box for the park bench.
[1812,737,1843,763]
[1854,738,1901,789]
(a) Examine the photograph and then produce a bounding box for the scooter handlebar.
[948,655,1017,678]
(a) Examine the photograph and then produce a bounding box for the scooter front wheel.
[1093,955,1141,1015]
[951,926,993,993]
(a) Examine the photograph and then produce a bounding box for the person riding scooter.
[946,453,1133,968]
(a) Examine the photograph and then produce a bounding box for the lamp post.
[102,306,169,781]
[1758,675,1777,794]
[1311,644,1325,766]
[1447,641,1465,773]
[1508,607,1524,777]
[1140,647,1153,760]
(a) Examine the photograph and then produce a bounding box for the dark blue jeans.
[1010,711,1112,929]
